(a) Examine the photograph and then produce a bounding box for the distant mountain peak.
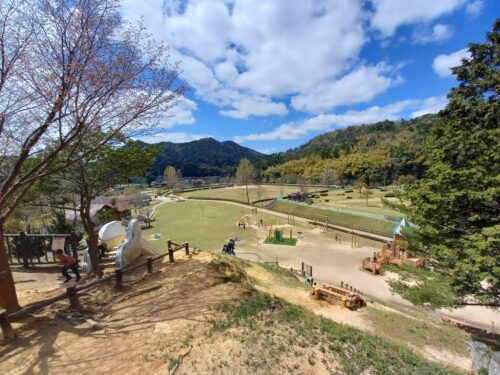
[143,137,264,177]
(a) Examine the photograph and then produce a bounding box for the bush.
[320,193,328,196]
[346,196,353,199]
[344,189,353,193]
[384,192,396,198]
[325,199,330,202]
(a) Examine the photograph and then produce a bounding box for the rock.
[153,322,172,335]
[469,341,500,374]
[86,319,104,330]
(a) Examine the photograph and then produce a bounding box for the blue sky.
[122,0,498,154]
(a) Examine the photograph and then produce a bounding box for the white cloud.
[135,132,211,144]
[291,64,399,113]
[121,0,370,118]
[413,23,453,44]
[256,147,278,155]
[465,0,484,16]
[220,96,288,119]
[410,96,448,117]
[432,48,470,77]
[155,97,198,129]
[370,0,466,36]
[234,95,447,143]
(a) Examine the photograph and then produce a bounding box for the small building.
[65,197,132,223]
[285,192,310,202]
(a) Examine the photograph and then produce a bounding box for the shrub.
[384,192,396,198]
[346,196,353,199]
[320,193,328,196]
[325,199,330,202]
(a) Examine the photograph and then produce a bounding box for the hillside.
[258,114,438,184]
[1,252,468,375]
[140,137,265,177]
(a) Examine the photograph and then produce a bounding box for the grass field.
[142,200,299,252]
[212,292,464,374]
[181,184,305,204]
[309,188,402,218]
[272,200,395,236]
[181,185,402,234]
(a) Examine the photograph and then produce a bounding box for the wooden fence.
[4,232,79,267]
[0,239,190,340]
[301,262,313,277]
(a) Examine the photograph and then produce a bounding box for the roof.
[391,218,411,237]
[65,197,132,221]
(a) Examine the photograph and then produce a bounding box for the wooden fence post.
[66,286,80,309]
[20,231,29,268]
[310,266,313,277]
[301,262,305,277]
[184,243,189,256]
[167,239,174,263]
[0,312,16,340]
[115,269,123,289]
[341,281,343,288]
[147,257,153,273]
[70,232,78,261]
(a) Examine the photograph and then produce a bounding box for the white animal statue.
[115,219,143,269]
[82,219,159,273]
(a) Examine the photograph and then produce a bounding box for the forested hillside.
[140,137,265,177]
[259,114,438,185]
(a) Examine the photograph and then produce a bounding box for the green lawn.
[181,184,308,204]
[272,201,394,236]
[142,201,297,252]
[310,188,403,219]
[178,185,403,236]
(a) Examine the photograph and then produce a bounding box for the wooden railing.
[4,232,79,267]
[0,240,190,340]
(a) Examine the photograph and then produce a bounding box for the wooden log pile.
[311,283,366,309]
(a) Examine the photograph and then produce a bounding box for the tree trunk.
[80,204,102,277]
[245,183,250,205]
[0,222,21,312]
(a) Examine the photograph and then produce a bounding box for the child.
[54,249,81,282]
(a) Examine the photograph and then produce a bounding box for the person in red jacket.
[54,249,81,282]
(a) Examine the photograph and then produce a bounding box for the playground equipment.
[379,218,425,267]
[311,283,366,309]
[360,256,384,274]
[351,232,361,248]
[264,226,298,245]
[312,214,329,232]
[361,218,425,274]
[238,219,247,229]
[82,219,160,272]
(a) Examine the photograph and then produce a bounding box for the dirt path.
[1,252,245,375]
[234,222,500,333]
[246,263,473,371]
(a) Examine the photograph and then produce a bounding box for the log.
[66,286,80,309]
[0,312,16,340]
[115,269,124,289]
[147,257,153,274]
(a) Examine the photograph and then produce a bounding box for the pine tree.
[404,21,499,305]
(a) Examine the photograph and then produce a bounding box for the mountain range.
[138,137,265,177]
[140,114,437,181]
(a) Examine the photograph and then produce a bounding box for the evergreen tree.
[404,21,499,305]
